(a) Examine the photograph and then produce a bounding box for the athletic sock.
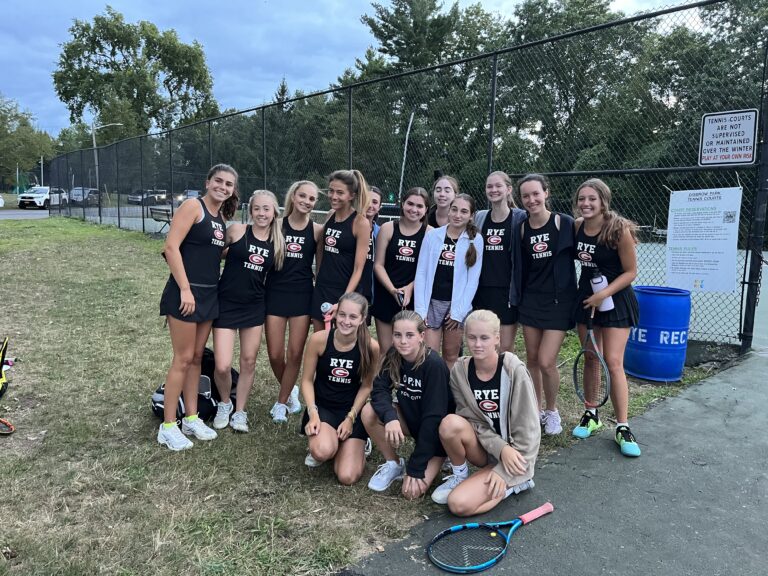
[162,421,176,429]
[587,408,597,416]
[616,421,628,429]
[451,461,469,477]
[184,414,198,422]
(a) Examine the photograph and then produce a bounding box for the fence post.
[487,53,499,177]
[140,137,145,234]
[262,108,267,190]
[347,86,353,168]
[208,121,213,167]
[740,47,768,353]
[80,149,85,220]
[169,131,174,217]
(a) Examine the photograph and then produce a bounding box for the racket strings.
[575,349,609,408]
[429,527,506,568]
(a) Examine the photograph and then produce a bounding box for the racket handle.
[519,502,554,525]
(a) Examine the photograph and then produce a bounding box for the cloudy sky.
[2,0,665,136]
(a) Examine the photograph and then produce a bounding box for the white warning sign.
[699,109,758,166]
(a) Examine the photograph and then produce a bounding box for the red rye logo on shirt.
[214,229,224,240]
[399,246,414,257]
[533,242,548,253]
[331,367,349,378]
[249,254,264,265]
[578,251,592,262]
[487,235,502,245]
[325,236,337,247]
[442,250,455,261]
[479,399,498,412]
[287,242,302,253]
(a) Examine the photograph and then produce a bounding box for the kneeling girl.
[362,311,452,499]
[300,292,380,485]
[435,310,540,516]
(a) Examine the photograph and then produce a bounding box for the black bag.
[151,347,238,423]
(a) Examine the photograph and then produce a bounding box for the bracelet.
[346,408,357,424]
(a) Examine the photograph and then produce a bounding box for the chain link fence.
[48,0,766,347]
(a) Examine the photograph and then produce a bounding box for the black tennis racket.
[573,308,611,408]
[427,502,554,573]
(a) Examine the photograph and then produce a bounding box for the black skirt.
[300,404,368,440]
[472,286,519,325]
[160,278,219,323]
[518,291,575,331]
[371,286,412,323]
[266,289,313,318]
[573,285,639,328]
[213,298,266,329]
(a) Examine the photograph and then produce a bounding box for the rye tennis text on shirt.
[243,244,270,271]
[395,238,418,262]
[530,233,552,259]
[285,235,305,258]
[630,327,688,345]
[324,228,342,254]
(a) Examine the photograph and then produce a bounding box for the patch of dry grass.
[0,218,727,575]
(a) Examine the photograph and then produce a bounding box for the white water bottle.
[590,269,615,312]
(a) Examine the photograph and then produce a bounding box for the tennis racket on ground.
[427,502,554,573]
[573,308,611,408]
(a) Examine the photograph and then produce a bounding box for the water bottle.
[590,269,615,312]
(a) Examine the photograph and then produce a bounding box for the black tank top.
[522,213,558,294]
[314,329,363,410]
[468,355,504,436]
[317,211,357,289]
[575,225,625,290]
[384,223,427,288]
[431,233,456,301]
[479,210,514,288]
[177,198,226,286]
[217,226,274,304]
[266,218,315,292]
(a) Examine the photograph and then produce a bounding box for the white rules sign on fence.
[666,187,742,293]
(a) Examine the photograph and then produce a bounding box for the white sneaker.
[431,473,468,504]
[368,458,405,492]
[181,417,217,440]
[213,401,233,429]
[230,410,249,433]
[288,386,302,414]
[543,409,563,435]
[271,402,288,423]
[364,438,373,458]
[539,409,546,427]
[157,422,193,451]
[305,452,322,468]
[505,478,535,498]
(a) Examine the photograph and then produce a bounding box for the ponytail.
[328,169,370,216]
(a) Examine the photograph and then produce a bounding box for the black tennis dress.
[159,198,226,323]
[265,218,316,317]
[214,226,274,329]
[311,211,357,320]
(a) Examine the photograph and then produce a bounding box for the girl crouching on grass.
[211,190,284,433]
[300,292,380,485]
[362,311,452,499]
[157,164,238,451]
[433,310,540,516]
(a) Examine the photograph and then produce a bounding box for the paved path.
[0,209,48,220]
[350,349,768,576]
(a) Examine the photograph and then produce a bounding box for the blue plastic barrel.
[624,286,691,382]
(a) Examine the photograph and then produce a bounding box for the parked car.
[69,187,100,206]
[127,189,169,206]
[17,186,68,210]
[173,189,200,206]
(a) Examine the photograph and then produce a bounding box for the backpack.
[151,347,238,424]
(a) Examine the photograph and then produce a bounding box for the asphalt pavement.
[348,346,768,576]
[0,209,48,220]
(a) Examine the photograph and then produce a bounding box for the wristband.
[346,408,357,424]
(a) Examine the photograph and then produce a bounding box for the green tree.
[0,95,55,190]
[53,6,218,134]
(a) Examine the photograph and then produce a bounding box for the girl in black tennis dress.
[517,174,577,437]
[265,181,324,424]
[211,190,285,434]
[300,292,380,485]
[157,164,238,451]
[310,170,371,331]
[371,187,431,354]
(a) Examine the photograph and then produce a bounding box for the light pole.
[91,122,123,192]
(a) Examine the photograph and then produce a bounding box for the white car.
[17,186,68,210]
[0,195,4,208]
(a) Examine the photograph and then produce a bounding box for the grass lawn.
[0,217,721,575]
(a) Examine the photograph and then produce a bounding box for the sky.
[1,0,665,137]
